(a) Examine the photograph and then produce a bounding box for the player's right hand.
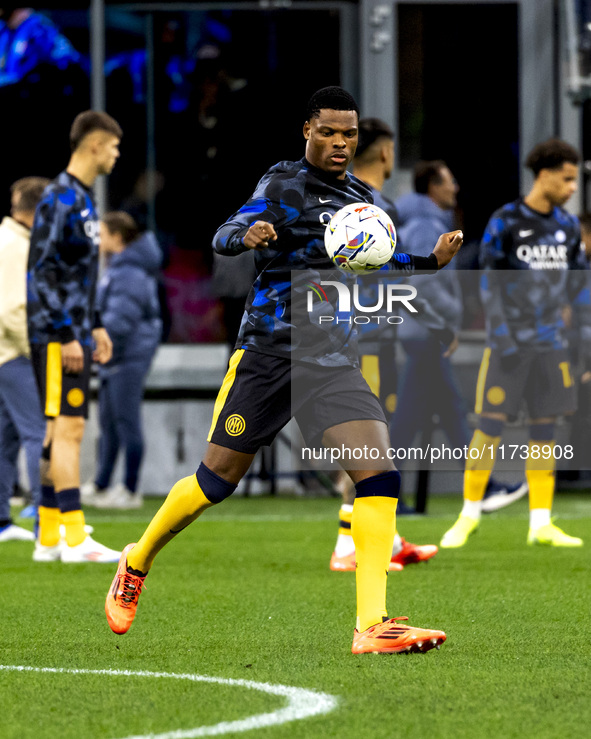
[433,230,463,268]
[243,221,278,250]
[61,340,84,374]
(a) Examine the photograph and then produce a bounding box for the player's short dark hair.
[306,86,359,121]
[70,111,123,152]
[101,211,139,245]
[10,176,50,212]
[355,118,395,159]
[525,138,580,176]
[414,160,447,194]
[579,213,591,233]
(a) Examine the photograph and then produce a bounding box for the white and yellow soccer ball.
[324,202,397,273]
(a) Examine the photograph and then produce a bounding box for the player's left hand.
[92,327,113,364]
[433,230,463,268]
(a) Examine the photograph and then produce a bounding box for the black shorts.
[474,346,576,419]
[31,342,91,419]
[207,349,387,453]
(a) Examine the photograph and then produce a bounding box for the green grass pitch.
[1,492,590,738]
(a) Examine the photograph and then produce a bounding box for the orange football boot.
[352,616,446,654]
[330,551,403,572]
[105,543,146,634]
[391,538,438,566]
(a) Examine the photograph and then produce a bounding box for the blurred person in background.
[0,176,48,542]
[394,160,527,513]
[330,119,438,573]
[0,8,88,205]
[0,7,82,87]
[27,110,122,563]
[441,138,589,549]
[82,212,162,510]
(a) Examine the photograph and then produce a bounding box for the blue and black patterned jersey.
[27,171,100,346]
[213,158,435,366]
[479,198,591,357]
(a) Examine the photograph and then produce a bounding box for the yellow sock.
[526,441,555,511]
[351,496,397,633]
[38,506,61,547]
[128,475,215,573]
[61,510,86,547]
[464,429,500,502]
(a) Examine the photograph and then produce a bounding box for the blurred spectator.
[0,7,82,88]
[392,160,465,447]
[166,44,251,257]
[82,213,162,510]
[121,170,172,341]
[0,176,48,541]
[0,8,88,203]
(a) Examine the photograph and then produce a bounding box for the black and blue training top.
[27,171,101,347]
[479,198,591,359]
[213,157,436,366]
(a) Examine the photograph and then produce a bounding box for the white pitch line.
[0,665,338,738]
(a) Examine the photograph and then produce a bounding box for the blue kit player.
[28,111,123,563]
[442,138,589,549]
[106,87,463,654]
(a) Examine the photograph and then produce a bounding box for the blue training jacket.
[394,192,462,342]
[96,231,162,369]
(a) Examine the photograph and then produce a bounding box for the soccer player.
[28,110,123,563]
[106,87,462,654]
[441,138,588,549]
[330,119,438,572]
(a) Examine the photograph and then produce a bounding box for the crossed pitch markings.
[0,664,337,737]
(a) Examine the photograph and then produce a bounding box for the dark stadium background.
[0,2,588,341]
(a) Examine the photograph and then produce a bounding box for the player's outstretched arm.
[432,230,463,268]
[383,230,463,274]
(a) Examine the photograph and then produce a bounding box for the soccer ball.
[324,202,397,273]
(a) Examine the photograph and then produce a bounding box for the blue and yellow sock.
[128,464,235,574]
[56,488,86,547]
[352,470,399,633]
[38,484,60,547]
